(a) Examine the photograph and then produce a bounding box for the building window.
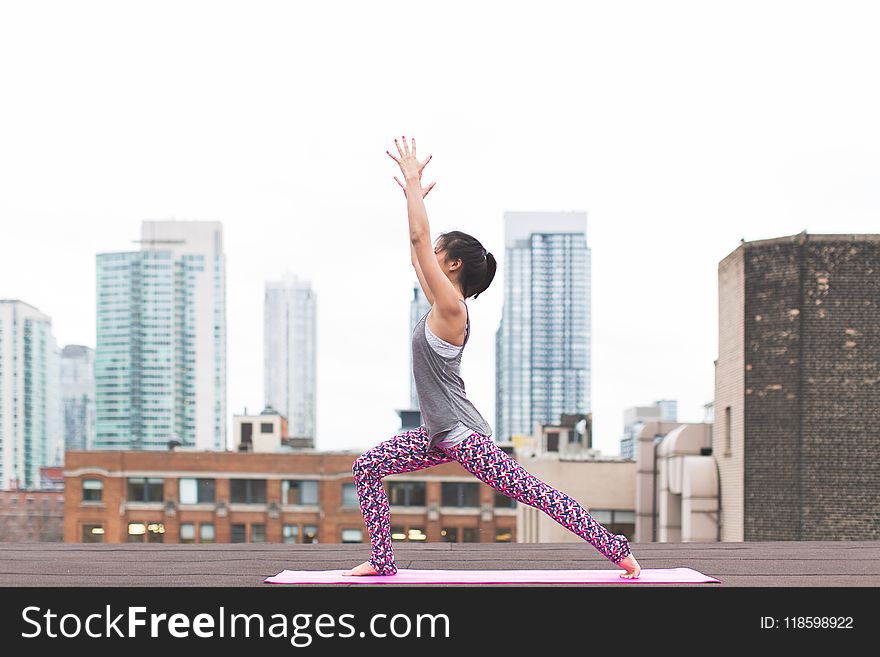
[179,478,216,504]
[495,528,513,542]
[260,423,273,433]
[128,522,164,543]
[341,528,363,543]
[82,479,103,503]
[282,480,319,505]
[341,483,358,507]
[180,523,196,544]
[386,481,426,506]
[591,509,612,523]
[231,524,247,543]
[462,527,479,543]
[440,527,459,543]
[230,479,266,504]
[724,405,732,455]
[390,525,426,542]
[303,525,318,543]
[148,522,164,543]
[282,524,299,544]
[441,482,479,507]
[199,523,215,544]
[546,431,559,452]
[82,524,104,543]
[127,477,164,502]
[494,489,516,509]
[128,523,145,543]
[241,422,253,445]
[250,524,266,543]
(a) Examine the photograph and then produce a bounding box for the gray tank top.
[412,300,493,450]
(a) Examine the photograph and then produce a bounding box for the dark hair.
[435,230,497,300]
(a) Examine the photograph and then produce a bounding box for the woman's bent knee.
[352,452,377,480]
[352,454,368,478]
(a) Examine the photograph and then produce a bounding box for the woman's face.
[433,238,461,278]
[433,240,446,268]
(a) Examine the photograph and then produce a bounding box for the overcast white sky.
[2,1,879,456]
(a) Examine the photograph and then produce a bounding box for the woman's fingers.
[394,176,406,198]
[390,136,424,179]
[394,176,409,199]
[423,181,436,197]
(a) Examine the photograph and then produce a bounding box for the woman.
[344,135,641,579]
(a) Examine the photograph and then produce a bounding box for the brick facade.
[0,490,65,541]
[63,449,517,544]
[718,233,880,541]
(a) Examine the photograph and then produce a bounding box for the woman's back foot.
[342,561,380,576]
[617,553,641,579]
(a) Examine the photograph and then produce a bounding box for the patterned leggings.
[351,425,632,575]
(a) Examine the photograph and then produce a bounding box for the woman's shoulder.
[426,299,468,345]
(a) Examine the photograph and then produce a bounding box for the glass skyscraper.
[263,273,317,441]
[0,300,61,490]
[95,221,227,451]
[408,283,431,411]
[495,211,591,443]
[60,344,96,452]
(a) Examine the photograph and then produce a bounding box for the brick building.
[716,232,880,541]
[63,449,517,544]
[0,489,65,542]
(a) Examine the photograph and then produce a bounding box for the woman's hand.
[387,135,435,199]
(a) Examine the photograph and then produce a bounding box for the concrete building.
[716,232,880,541]
[496,211,592,444]
[634,420,717,544]
[63,449,517,545]
[512,412,593,457]
[0,300,62,490]
[96,220,227,451]
[232,406,314,452]
[620,400,679,459]
[60,344,96,452]
[264,273,316,443]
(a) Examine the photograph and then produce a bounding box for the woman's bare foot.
[342,561,380,576]
[617,553,641,579]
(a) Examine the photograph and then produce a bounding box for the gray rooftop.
[1,540,877,587]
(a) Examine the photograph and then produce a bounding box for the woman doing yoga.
[344,135,641,579]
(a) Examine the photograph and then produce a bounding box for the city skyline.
[2,2,879,455]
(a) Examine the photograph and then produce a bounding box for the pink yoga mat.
[263,567,719,584]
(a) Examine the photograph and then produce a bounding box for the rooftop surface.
[1,540,878,587]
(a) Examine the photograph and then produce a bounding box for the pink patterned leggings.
[351,425,632,575]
